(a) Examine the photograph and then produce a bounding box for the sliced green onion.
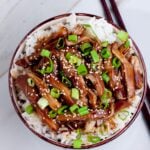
[68,55,81,67]
[27,78,35,87]
[70,104,79,113]
[77,64,88,75]
[76,129,81,139]
[91,63,97,70]
[78,109,89,116]
[37,68,45,75]
[118,110,129,120]
[37,97,49,110]
[101,48,111,59]
[60,71,72,87]
[62,76,72,87]
[102,72,110,83]
[71,88,80,100]
[73,139,82,149]
[102,41,109,47]
[40,49,51,58]
[45,59,54,73]
[99,123,108,135]
[117,30,128,42]
[56,38,64,49]
[80,43,92,51]
[124,39,130,48]
[37,59,54,75]
[87,135,101,144]
[66,52,72,60]
[50,88,60,99]
[90,50,100,63]
[45,66,52,73]
[101,89,112,100]
[101,89,112,109]
[101,99,109,109]
[80,42,92,56]
[68,34,78,43]
[57,105,68,115]
[83,24,91,28]
[112,57,121,68]
[25,104,34,114]
[82,49,91,56]
[83,24,97,38]
[78,106,89,116]
[48,110,57,118]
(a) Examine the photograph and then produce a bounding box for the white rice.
[10,14,144,147]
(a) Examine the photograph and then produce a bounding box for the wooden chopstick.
[100,0,113,23]
[100,0,150,128]
[109,0,127,31]
[146,84,150,106]
[142,100,150,127]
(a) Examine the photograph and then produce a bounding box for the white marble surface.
[0,0,150,150]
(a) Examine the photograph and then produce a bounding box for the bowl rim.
[8,13,147,149]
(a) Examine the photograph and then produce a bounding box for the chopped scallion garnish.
[78,106,89,116]
[57,105,68,115]
[83,24,97,38]
[25,104,34,114]
[56,38,64,49]
[50,88,60,99]
[40,49,51,58]
[117,30,128,42]
[62,76,72,87]
[66,53,81,67]
[76,129,81,139]
[80,42,92,56]
[124,39,130,48]
[91,63,97,70]
[45,59,54,73]
[73,139,82,149]
[60,71,72,87]
[70,56,81,67]
[37,68,45,75]
[66,52,72,60]
[112,57,121,68]
[90,50,100,63]
[37,59,54,74]
[71,88,80,100]
[101,48,111,59]
[102,72,110,83]
[48,110,57,118]
[99,123,108,135]
[100,89,112,109]
[101,41,109,47]
[77,64,88,75]
[27,78,35,87]
[69,104,79,113]
[37,97,49,110]
[68,34,78,43]
[83,24,91,28]
[118,110,129,120]
[87,135,101,143]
